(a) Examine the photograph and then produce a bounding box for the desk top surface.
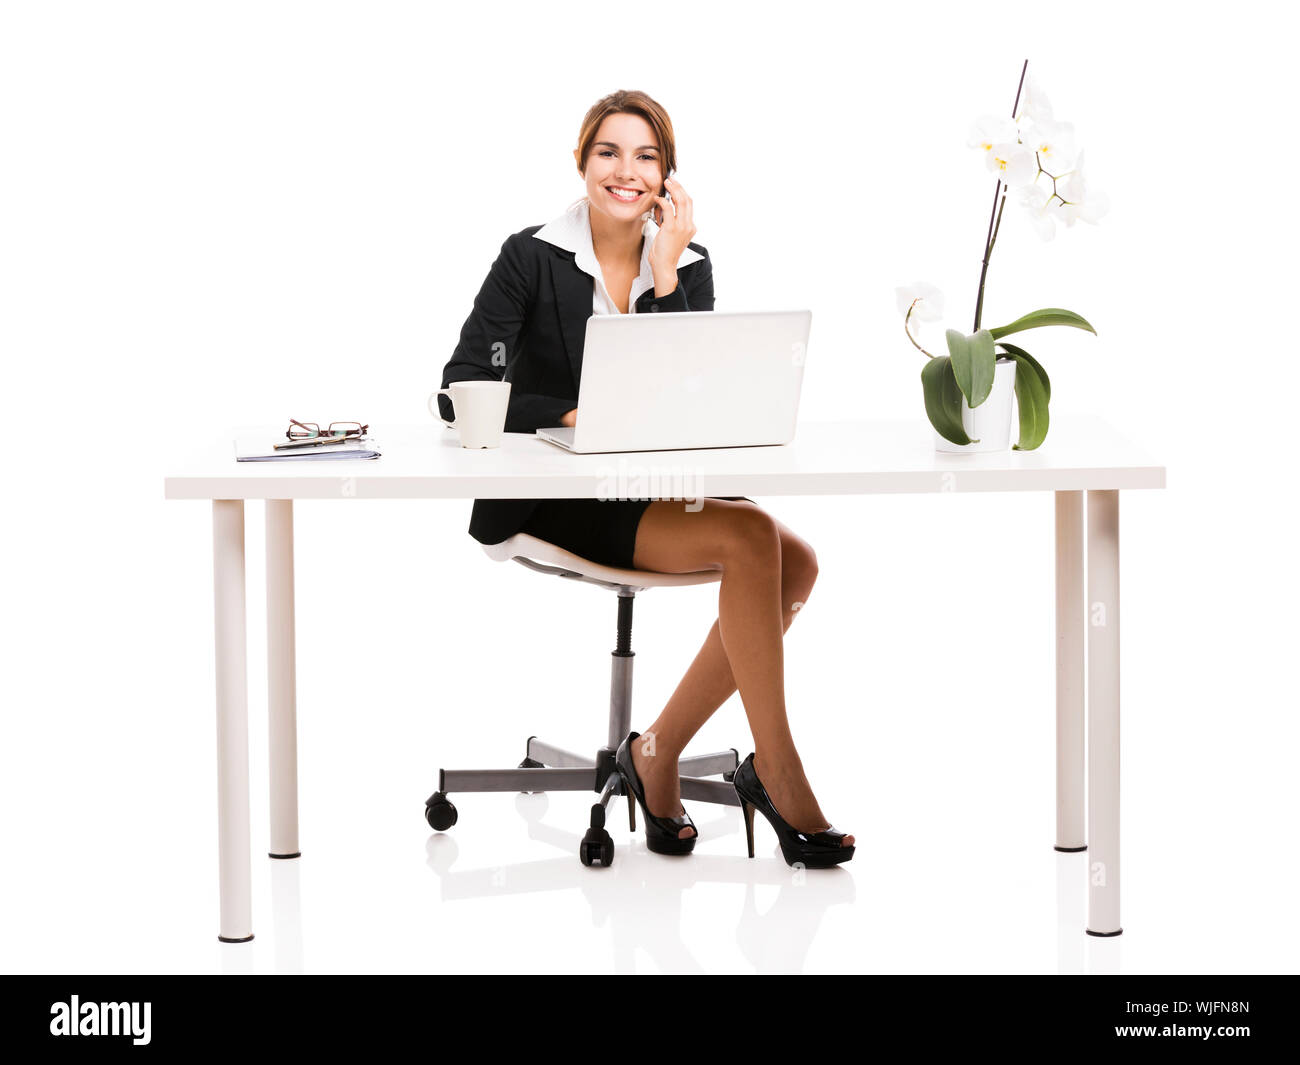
[163,417,1166,500]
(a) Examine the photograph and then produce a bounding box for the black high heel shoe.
[615,732,697,856]
[732,753,855,869]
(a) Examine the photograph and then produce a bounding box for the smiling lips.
[605,185,645,203]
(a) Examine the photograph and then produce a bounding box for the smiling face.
[575,112,664,226]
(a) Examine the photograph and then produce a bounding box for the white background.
[2,0,1296,974]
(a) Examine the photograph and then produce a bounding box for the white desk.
[164,417,1166,942]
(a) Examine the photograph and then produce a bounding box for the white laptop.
[536,309,811,454]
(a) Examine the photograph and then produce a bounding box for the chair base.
[432,550,738,866]
[426,737,741,866]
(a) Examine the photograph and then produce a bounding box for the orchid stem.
[905,303,936,359]
[973,58,1029,333]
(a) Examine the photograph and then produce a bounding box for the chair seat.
[483,532,722,590]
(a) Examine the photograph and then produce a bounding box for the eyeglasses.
[285,418,369,440]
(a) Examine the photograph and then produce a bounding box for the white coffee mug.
[429,380,511,449]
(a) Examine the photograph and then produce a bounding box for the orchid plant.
[899,61,1108,449]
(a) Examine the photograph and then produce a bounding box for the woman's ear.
[573,147,582,174]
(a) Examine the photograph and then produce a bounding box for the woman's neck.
[588,201,643,266]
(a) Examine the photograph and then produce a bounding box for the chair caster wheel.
[425,792,458,832]
[518,756,545,794]
[580,828,615,867]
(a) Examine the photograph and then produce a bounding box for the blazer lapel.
[547,249,592,392]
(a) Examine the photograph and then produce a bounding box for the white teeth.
[608,187,641,200]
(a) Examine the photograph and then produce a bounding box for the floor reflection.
[269,857,306,974]
[423,792,856,973]
[1054,847,1122,973]
[232,799,1111,971]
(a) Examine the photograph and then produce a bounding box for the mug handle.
[429,389,456,429]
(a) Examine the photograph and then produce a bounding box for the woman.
[439,90,853,868]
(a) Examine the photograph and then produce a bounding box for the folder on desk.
[234,433,382,461]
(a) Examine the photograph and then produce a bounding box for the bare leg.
[630,518,816,837]
[629,499,853,846]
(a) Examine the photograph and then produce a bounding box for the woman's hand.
[648,176,696,297]
[561,408,577,428]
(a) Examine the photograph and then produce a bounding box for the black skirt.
[518,496,756,570]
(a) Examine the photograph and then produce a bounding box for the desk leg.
[266,500,301,860]
[1086,489,1122,936]
[213,500,253,943]
[1054,492,1086,852]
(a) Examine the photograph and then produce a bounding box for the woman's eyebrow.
[593,141,659,152]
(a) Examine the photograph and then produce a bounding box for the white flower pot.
[933,356,1017,453]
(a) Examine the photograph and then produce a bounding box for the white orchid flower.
[1020,118,1077,173]
[1056,150,1110,226]
[968,115,1019,157]
[1014,117,1037,145]
[1018,182,1057,241]
[896,282,945,331]
[1018,75,1054,124]
[985,142,1037,187]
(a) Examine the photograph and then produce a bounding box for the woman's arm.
[650,250,713,313]
[645,176,712,311]
[439,233,577,433]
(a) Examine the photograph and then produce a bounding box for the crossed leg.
[628,498,853,846]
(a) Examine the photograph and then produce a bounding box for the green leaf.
[997,341,1051,402]
[921,355,974,445]
[945,328,996,408]
[989,308,1096,340]
[1008,353,1050,450]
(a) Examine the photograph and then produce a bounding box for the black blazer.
[438,224,715,545]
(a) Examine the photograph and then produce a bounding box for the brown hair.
[575,90,677,183]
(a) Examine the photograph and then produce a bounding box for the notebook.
[234,433,382,461]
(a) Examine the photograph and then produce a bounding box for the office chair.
[424,532,742,866]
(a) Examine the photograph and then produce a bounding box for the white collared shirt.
[532,198,704,315]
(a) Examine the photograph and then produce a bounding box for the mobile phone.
[657,168,675,224]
